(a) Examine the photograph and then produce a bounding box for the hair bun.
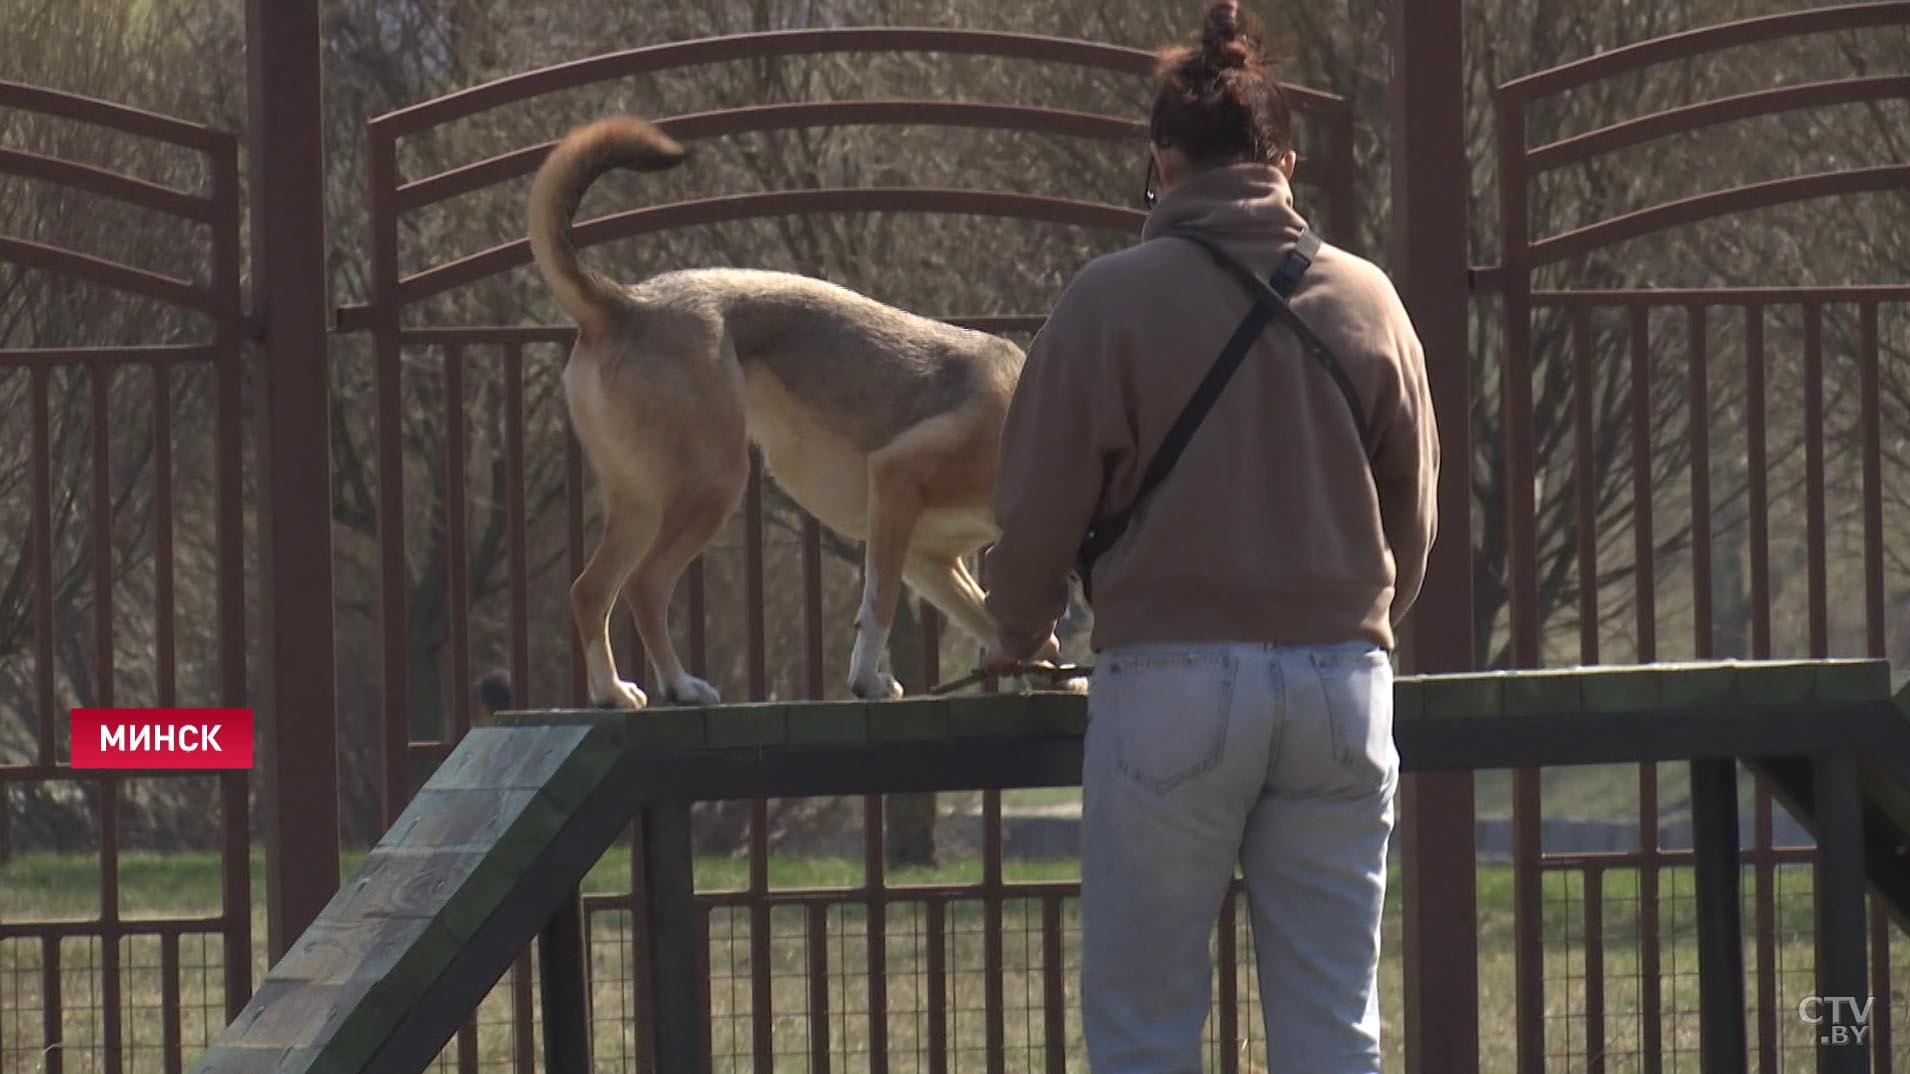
[1199,1,1260,71]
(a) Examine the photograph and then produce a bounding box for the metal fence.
[1481,6,1910,1071]
[0,81,252,1074]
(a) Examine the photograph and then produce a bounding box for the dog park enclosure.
[4,0,1910,1071]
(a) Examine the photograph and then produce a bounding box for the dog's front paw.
[850,671,905,700]
[594,679,649,710]
[1055,675,1091,696]
[664,675,722,706]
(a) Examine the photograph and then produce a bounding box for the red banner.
[70,708,254,770]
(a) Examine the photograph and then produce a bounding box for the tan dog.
[530,115,1056,707]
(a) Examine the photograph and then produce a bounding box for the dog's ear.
[476,671,514,724]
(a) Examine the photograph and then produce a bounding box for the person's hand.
[981,638,1022,678]
[983,632,1062,678]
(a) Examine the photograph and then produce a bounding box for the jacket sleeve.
[984,276,1125,660]
[1373,320,1440,628]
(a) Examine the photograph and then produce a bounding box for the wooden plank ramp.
[190,723,625,1074]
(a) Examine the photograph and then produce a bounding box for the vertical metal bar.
[1496,92,1544,1074]
[1754,782,1777,1074]
[1388,9,1477,1066]
[1858,302,1884,658]
[745,450,767,700]
[1690,759,1746,1074]
[211,128,254,1017]
[1859,301,1890,1074]
[152,365,176,708]
[1747,313,1779,1074]
[697,907,714,1074]
[539,890,592,1074]
[367,124,410,822]
[43,935,62,1074]
[1803,302,1827,656]
[161,932,182,1074]
[504,345,530,709]
[101,781,122,1074]
[1041,896,1064,1074]
[91,365,114,707]
[220,768,250,1018]
[630,823,659,1074]
[1814,752,1869,1074]
[1573,307,1599,663]
[983,791,1005,1074]
[808,904,831,1074]
[803,516,824,699]
[30,364,55,765]
[208,132,247,718]
[1870,903,1892,1074]
[1686,306,1712,658]
[927,898,948,1074]
[1744,305,1771,660]
[247,0,340,959]
[1497,134,1539,672]
[1584,867,1606,1074]
[1640,767,1663,1074]
[456,1021,477,1074]
[1217,890,1239,1074]
[444,345,470,742]
[566,428,586,705]
[645,802,702,1074]
[1629,306,1657,660]
[511,951,535,1074]
[750,806,772,1074]
[1512,768,1544,1074]
[864,797,889,1074]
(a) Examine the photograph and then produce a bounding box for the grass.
[0,848,1895,1073]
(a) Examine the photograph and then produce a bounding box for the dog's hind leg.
[572,501,656,709]
[623,455,748,706]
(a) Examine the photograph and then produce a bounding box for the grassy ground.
[0,849,1894,1073]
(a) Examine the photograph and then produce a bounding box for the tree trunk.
[884,597,938,870]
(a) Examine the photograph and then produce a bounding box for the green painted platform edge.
[495,660,1896,742]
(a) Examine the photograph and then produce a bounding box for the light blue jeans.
[1081,641,1398,1074]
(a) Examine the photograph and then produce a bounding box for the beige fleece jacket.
[984,163,1438,658]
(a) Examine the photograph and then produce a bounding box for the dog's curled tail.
[528,116,687,339]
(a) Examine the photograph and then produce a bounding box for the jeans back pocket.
[1096,650,1238,794]
[1310,647,1397,790]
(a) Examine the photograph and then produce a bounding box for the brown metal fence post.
[1388,1,1479,1072]
[245,0,342,959]
[1689,758,1747,1074]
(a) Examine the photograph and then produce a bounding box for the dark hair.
[1149,1,1292,168]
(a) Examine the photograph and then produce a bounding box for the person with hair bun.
[982,2,1438,1070]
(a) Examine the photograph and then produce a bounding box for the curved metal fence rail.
[0,80,251,1074]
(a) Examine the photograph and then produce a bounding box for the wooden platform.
[190,659,1910,1074]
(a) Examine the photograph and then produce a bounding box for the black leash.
[927,663,1094,697]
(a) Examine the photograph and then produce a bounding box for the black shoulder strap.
[1166,228,1374,460]
[1073,229,1323,592]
